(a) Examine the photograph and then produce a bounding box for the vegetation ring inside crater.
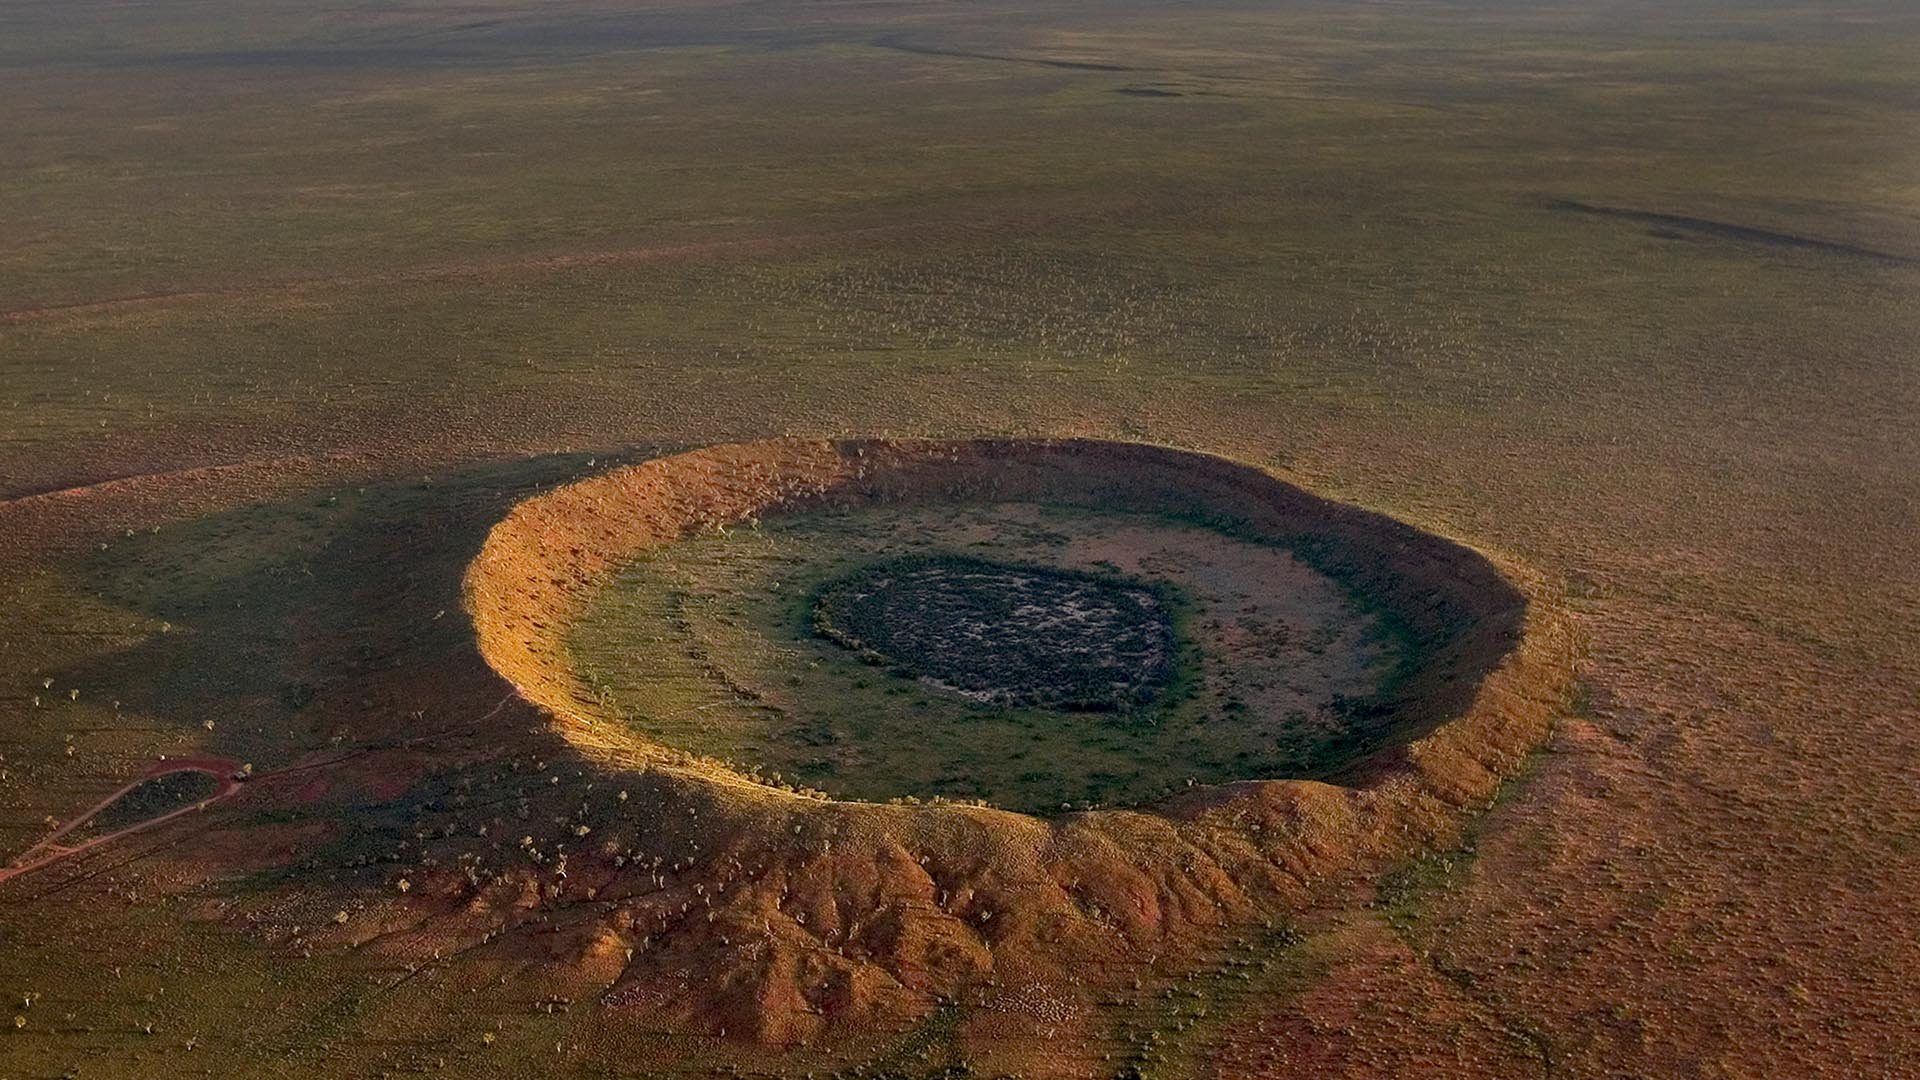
[812,555,1177,711]
[568,501,1405,813]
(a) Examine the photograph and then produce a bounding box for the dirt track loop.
[0,758,243,886]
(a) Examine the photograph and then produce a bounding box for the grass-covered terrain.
[1,0,1917,1076]
[568,502,1398,813]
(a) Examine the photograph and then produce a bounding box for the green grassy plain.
[2,0,1917,1077]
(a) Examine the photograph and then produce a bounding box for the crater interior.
[566,498,1405,813]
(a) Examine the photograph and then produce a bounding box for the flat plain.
[1,1,1916,1077]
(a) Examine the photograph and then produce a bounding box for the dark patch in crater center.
[812,555,1176,710]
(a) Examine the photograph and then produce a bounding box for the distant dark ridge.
[1550,198,1920,266]
[872,36,1137,72]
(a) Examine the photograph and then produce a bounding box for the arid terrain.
[2,1,1917,1078]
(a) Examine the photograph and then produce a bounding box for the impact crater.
[453,437,1575,1045]
[467,438,1558,815]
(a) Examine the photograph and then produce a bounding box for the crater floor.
[568,501,1404,813]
